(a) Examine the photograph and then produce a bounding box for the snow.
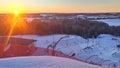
[24,18,41,23]
[12,34,120,67]
[86,15,119,20]
[95,19,120,26]
[76,15,87,20]
[24,18,35,23]
[40,14,54,17]
[0,56,100,68]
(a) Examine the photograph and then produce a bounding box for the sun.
[14,9,19,15]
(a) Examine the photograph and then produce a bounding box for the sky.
[0,0,120,13]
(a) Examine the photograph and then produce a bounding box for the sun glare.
[5,9,20,46]
[14,9,19,15]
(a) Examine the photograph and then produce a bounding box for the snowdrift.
[0,56,100,68]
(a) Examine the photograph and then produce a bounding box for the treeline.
[0,17,120,38]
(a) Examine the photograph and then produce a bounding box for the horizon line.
[0,12,120,14]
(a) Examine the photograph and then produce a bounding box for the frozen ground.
[95,19,120,26]
[0,56,100,68]
[13,34,120,67]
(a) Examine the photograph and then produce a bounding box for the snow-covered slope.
[0,56,100,68]
[95,19,120,26]
[12,34,120,67]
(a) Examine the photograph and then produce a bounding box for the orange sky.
[0,0,120,13]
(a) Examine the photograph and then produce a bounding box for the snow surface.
[95,19,120,26]
[87,15,118,19]
[0,56,100,68]
[24,18,41,23]
[12,34,120,67]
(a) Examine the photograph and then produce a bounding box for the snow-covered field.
[13,34,120,67]
[0,56,100,68]
[94,19,120,26]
